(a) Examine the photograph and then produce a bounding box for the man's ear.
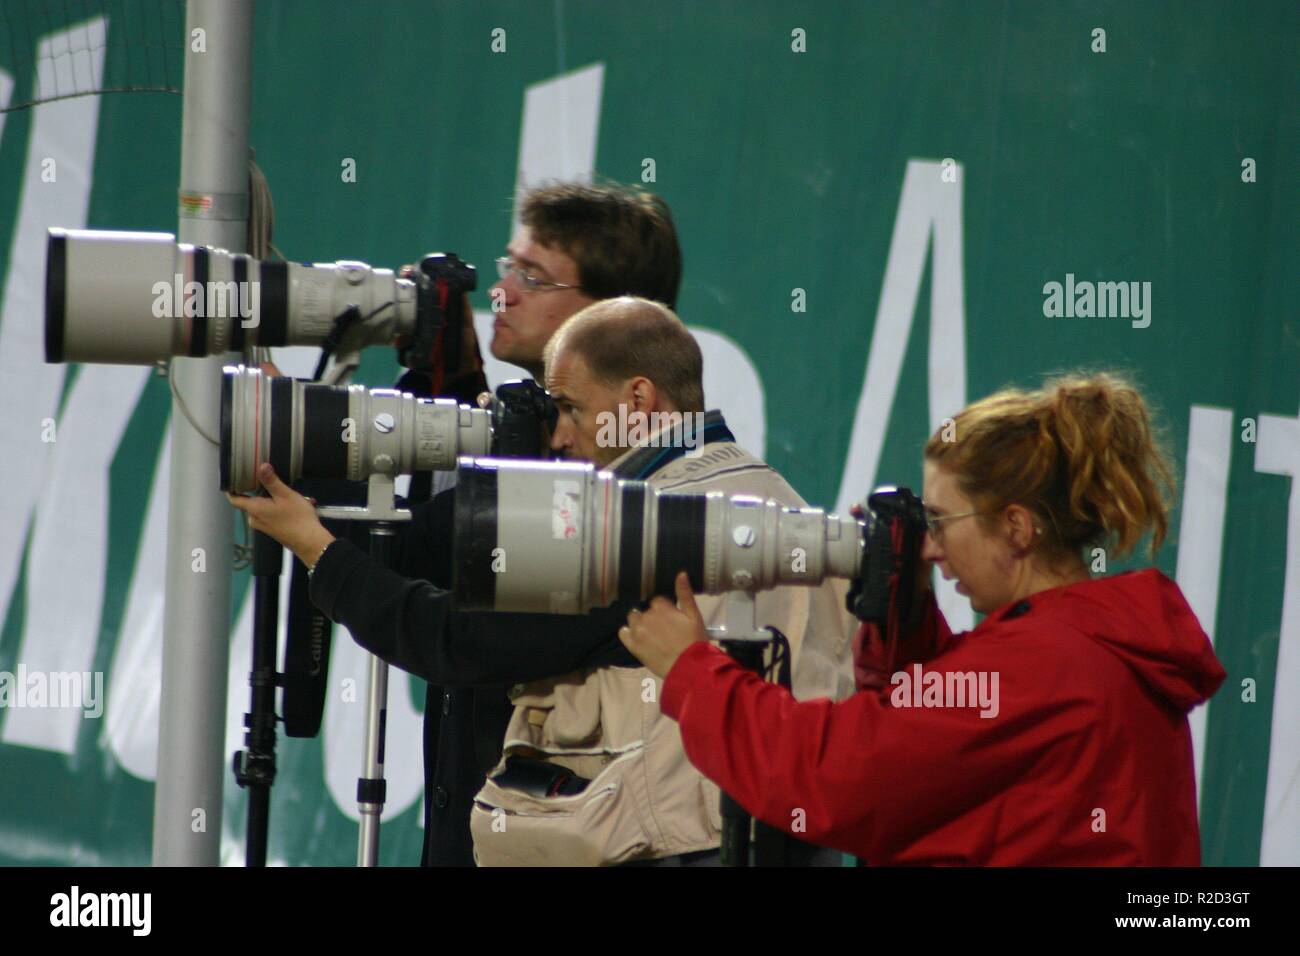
[627,376,657,413]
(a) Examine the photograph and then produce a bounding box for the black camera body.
[488,379,558,459]
[848,486,928,626]
[397,252,477,375]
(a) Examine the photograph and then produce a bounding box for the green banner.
[0,0,1295,866]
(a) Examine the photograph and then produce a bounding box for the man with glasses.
[486,182,681,378]
[237,181,684,866]
[397,182,682,865]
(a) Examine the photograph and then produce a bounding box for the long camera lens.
[220,365,491,493]
[453,458,865,614]
[46,229,417,365]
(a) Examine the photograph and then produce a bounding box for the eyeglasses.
[923,506,1047,542]
[922,507,987,538]
[495,257,583,293]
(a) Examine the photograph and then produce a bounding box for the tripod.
[317,472,411,866]
[232,530,283,867]
[706,590,794,867]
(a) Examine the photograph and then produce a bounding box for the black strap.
[763,626,793,690]
[312,306,363,380]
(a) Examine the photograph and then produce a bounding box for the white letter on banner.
[1176,406,1232,805]
[834,159,970,631]
[0,19,108,689]
[1255,409,1300,865]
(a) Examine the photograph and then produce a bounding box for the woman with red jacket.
[619,373,1226,865]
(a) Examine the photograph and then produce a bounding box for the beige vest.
[470,441,857,865]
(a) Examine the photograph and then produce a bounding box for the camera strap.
[762,626,793,690]
[312,305,363,380]
[753,626,802,866]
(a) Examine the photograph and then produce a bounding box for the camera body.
[487,380,558,459]
[847,486,929,626]
[397,252,476,376]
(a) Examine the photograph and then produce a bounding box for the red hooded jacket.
[660,569,1226,865]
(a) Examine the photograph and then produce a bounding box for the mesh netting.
[0,0,184,113]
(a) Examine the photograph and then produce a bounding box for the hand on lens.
[226,463,334,567]
[618,571,709,679]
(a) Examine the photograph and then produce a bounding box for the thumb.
[257,462,287,497]
[675,571,703,623]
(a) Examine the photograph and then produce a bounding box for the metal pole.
[357,525,396,866]
[709,591,768,867]
[152,0,253,866]
[356,653,390,866]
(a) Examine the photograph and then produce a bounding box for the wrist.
[298,531,335,571]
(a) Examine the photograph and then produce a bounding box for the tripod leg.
[356,522,395,866]
[718,637,765,867]
[719,794,752,866]
[356,651,389,867]
[235,531,282,867]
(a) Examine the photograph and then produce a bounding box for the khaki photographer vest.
[469,441,857,866]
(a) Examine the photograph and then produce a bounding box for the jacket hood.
[1021,569,1227,712]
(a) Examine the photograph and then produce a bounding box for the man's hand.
[619,572,709,679]
[226,463,335,567]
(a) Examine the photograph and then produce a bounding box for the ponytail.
[924,372,1176,560]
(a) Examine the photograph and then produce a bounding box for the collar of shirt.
[606,409,735,480]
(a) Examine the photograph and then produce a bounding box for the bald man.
[467,298,854,866]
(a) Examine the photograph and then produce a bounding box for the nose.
[920,530,943,564]
[489,277,520,309]
[549,418,572,455]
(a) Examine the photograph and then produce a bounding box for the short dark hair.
[546,297,705,412]
[519,181,682,308]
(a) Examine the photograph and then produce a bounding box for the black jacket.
[309,492,636,865]
[307,410,738,866]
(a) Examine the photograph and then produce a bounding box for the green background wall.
[0,0,1295,865]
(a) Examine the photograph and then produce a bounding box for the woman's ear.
[1003,504,1040,553]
